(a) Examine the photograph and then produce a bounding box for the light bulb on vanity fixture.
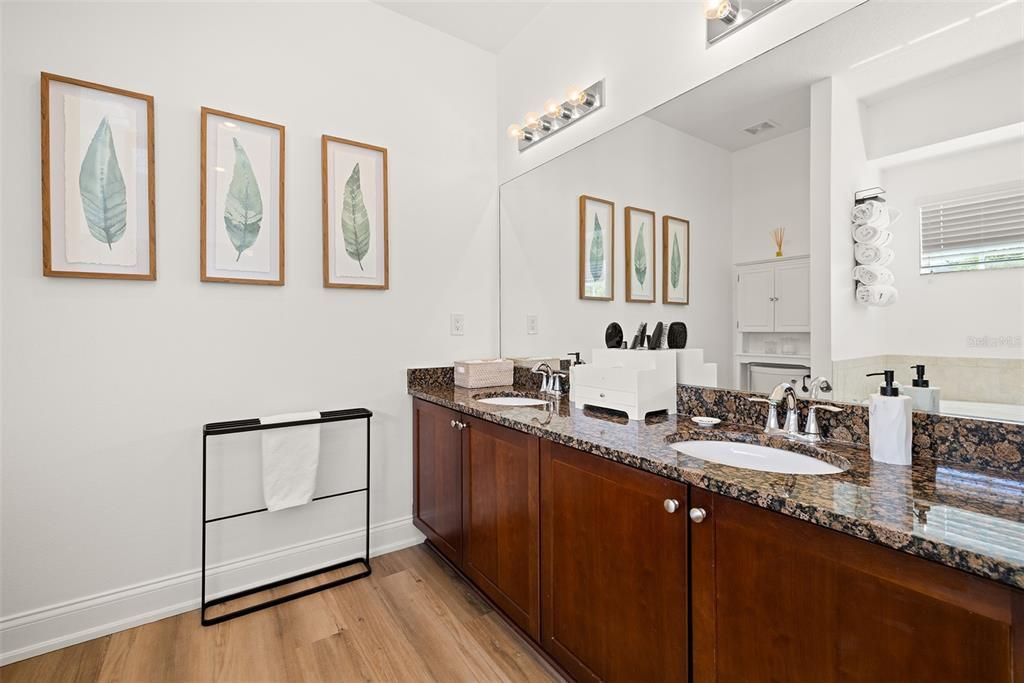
[705,0,739,24]
[524,111,551,132]
[566,86,596,108]
[545,99,573,121]
[506,124,534,142]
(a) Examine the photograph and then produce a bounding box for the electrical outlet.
[450,313,465,336]
[526,314,539,335]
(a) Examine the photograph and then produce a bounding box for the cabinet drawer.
[574,385,637,408]
[571,366,639,392]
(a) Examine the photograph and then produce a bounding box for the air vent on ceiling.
[742,120,779,136]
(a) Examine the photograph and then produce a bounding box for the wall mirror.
[498,0,1024,423]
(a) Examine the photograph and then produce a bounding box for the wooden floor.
[1,544,563,682]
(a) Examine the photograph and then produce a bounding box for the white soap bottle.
[902,364,941,413]
[866,370,913,466]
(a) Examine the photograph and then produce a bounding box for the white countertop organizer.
[570,349,678,420]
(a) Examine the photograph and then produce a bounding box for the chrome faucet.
[770,382,800,435]
[531,362,567,397]
[747,382,843,442]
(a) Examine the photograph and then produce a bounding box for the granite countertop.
[409,382,1024,590]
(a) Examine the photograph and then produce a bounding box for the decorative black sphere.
[667,322,688,349]
[605,322,623,348]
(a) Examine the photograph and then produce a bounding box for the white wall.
[1,1,497,662]
[496,1,864,182]
[864,46,1024,160]
[825,76,882,363]
[731,128,810,264]
[500,115,733,372]
[877,140,1024,359]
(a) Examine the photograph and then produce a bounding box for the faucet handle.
[811,403,843,413]
[531,362,552,375]
[746,396,775,405]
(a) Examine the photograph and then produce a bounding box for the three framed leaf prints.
[577,195,690,304]
[41,73,391,290]
[322,136,389,289]
[41,73,156,279]
[200,108,285,285]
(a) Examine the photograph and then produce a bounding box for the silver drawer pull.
[689,507,707,523]
[664,499,679,513]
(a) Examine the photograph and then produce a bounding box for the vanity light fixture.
[707,0,788,44]
[507,80,605,152]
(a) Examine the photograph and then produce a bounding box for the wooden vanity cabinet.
[541,440,689,683]
[412,398,464,566]
[412,399,542,639]
[461,415,541,639]
[689,488,1024,683]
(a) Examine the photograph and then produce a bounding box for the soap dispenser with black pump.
[903,364,941,412]
[866,370,913,465]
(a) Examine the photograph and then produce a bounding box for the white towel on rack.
[853,264,895,286]
[260,411,321,511]
[851,224,892,246]
[854,243,895,266]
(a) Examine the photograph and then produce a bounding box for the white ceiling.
[376,1,549,53]
[645,0,1024,151]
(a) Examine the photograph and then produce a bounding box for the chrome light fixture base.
[517,80,605,152]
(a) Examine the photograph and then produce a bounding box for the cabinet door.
[412,398,463,566]
[690,490,1022,682]
[773,260,810,332]
[736,266,775,332]
[462,417,540,640]
[541,441,688,682]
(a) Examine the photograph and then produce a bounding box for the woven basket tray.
[454,359,514,389]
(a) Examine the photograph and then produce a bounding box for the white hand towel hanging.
[853,265,895,286]
[855,243,895,266]
[261,411,321,511]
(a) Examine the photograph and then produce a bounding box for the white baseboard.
[0,516,424,666]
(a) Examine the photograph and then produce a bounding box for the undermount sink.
[671,440,844,475]
[476,395,549,407]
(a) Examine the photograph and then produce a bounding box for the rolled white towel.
[855,243,894,266]
[852,224,893,246]
[853,265,895,286]
[856,284,899,306]
[852,200,902,229]
[851,201,883,226]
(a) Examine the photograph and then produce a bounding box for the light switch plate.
[526,314,539,335]
[450,313,465,336]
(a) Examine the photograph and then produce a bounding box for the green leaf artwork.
[224,138,263,261]
[634,223,647,286]
[670,232,681,289]
[79,117,127,250]
[589,213,604,282]
[341,162,371,271]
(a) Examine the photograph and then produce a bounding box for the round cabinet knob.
[689,507,707,523]
[450,419,457,428]
[664,499,680,514]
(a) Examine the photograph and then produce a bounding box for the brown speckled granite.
[409,372,1024,589]
[678,385,1023,475]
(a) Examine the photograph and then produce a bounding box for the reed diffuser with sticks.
[771,226,785,257]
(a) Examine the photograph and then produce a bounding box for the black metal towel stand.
[201,408,373,626]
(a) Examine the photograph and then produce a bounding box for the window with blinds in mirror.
[919,180,1024,274]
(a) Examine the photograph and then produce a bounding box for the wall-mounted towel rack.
[201,408,372,626]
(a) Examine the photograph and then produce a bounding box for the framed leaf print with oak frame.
[322,135,389,290]
[662,215,690,304]
[579,195,614,301]
[200,107,285,285]
[625,206,656,303]
[41,72,156,280]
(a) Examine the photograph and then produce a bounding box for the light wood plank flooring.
[1,544,563,683]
